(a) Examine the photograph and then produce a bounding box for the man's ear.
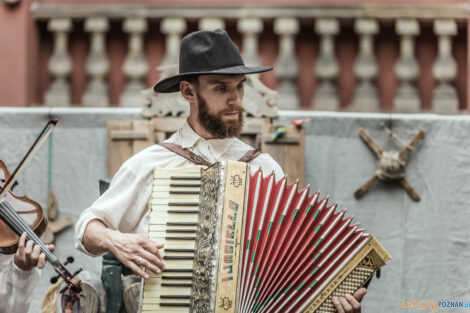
[180,81,195,101]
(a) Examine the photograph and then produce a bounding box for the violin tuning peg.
[65,256,74,265]
[50,275,59,284]
[72,268,83,277]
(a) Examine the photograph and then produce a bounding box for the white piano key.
[144,282,192,291]
[150,214,199,224]
[151,206,200,212]
[149,224,197,232]
[151,197,200,205]
[154,171,201,179]
[153,185,200,192]
[143,288,191,297]
[142,305,190,313]
[142,297,191,305]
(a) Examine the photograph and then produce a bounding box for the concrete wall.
[1,107,469,312]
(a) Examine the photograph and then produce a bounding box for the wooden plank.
[132,120,155,155]
[283,126,305,187]
[107,120,133,177]
[152,117,186,133]
[242,117,268,134]
[110,130,149,140]
[261,123,305,187]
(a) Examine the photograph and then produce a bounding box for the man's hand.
[106,229,166,279]
[14,232,55,271]
[83,219,166,279]
[331,288,367,313]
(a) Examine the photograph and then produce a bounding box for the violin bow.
[0,119,58,200]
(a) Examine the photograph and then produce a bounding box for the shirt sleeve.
[74,160,153,256]
[0,255,40,313]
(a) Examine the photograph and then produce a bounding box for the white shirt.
[75,121,284,255]
[0,254,40,313]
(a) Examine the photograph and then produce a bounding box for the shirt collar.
[179,120,237,161]
[180,120,202,149]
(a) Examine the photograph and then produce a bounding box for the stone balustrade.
[32,3,468,114]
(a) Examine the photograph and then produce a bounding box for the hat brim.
[153,65,273,93]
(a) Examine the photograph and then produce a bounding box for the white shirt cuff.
[74,214,108,257]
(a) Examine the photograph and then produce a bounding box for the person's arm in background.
[0,232,54,313]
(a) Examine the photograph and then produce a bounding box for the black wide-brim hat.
[153,29,272,93]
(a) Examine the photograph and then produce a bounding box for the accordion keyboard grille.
[315,259,375,313]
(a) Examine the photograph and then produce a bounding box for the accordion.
[139,161,391,313]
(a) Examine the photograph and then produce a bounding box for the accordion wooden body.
[139,161,391,313]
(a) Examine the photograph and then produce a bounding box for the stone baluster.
[274,18,299,110]
[237,17,262,66]
[352,19,379,112]
[313,19,340,111]
[45,18,73,106]
[144,18,188,118]
[394,19,420,113]
[432,20,458,114]
[199,18,225,31]
[82,17,110,106]
[159,18,187,78]
[120,18,148,107]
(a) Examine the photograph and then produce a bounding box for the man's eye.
[237,84,245,90]
[216,86,226,92]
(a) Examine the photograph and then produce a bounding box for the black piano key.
[159,303,190,307]
[168,202,199,206]
[170,183,201,188]
[165,236,196,240]
[160,295,191,299]
[164,256,194,260]
[170,190,200,195]
[163,268,193,273]
[166,222,197,226]
[162,275,193,280]
[165,248,195,253]
[166,229,196,234]
[170,176,201,181]
[168,210,198,214]
[161,283,193,287]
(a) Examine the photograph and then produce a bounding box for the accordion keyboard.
[141,167,202,313]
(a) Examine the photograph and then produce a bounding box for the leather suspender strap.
[238,149,262,163]
[159,143,262,166]
[159,142,212,167]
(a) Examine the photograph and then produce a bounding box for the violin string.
[4,202,59,265]
[0,201,57,264]
[0,201,59,266]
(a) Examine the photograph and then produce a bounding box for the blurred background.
[0,0,468,113]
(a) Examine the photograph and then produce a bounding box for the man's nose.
[228,88,243,107]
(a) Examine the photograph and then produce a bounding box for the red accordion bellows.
[237,170,370,313]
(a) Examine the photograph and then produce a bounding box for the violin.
[0,120,82,305]
[0,160,48,254]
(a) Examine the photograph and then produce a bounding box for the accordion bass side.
[139,161,391,313]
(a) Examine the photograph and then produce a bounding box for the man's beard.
[197,91,245,139]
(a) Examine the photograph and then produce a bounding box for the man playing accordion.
[74,29,365,313]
